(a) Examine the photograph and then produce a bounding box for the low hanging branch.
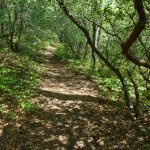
[121,0,150,69]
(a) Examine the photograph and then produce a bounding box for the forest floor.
[0,46,149,150]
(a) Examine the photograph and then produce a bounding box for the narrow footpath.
[0,46,149,150]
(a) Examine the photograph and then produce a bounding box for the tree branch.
[122,0,150,69]
[56,0,131,107]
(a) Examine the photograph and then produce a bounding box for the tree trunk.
[57,0,131,108]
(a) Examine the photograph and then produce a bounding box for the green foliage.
[0,65,39,101]
[69,59,84,72]
[98,77,119,89]
[55,44,73,60]
[0,105,3,113]
[0,49,42,119]
[19,100,39,112]
[6,111,16,120]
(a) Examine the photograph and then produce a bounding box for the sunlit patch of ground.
[0,46,149,150]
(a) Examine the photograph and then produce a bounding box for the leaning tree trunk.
[56,0,131,108]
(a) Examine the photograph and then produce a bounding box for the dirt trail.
[40,46,99,96]
[0,46,149,150]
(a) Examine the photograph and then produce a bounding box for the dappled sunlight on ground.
[0,46,149,149]
[0,97,148,149]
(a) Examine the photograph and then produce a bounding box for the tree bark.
[122,0,150,69]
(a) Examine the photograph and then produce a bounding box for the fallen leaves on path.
[0,46,149,150]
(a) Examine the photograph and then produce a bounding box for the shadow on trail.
[0,97,146,150]
[0,46,149,150]
[39,89,124,107]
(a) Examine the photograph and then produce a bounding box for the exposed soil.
[0,46,149,150]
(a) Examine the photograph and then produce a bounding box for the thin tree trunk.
[57,0,131,108]
[127,70,140,117]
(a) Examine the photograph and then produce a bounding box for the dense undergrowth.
[0,48,43,120]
